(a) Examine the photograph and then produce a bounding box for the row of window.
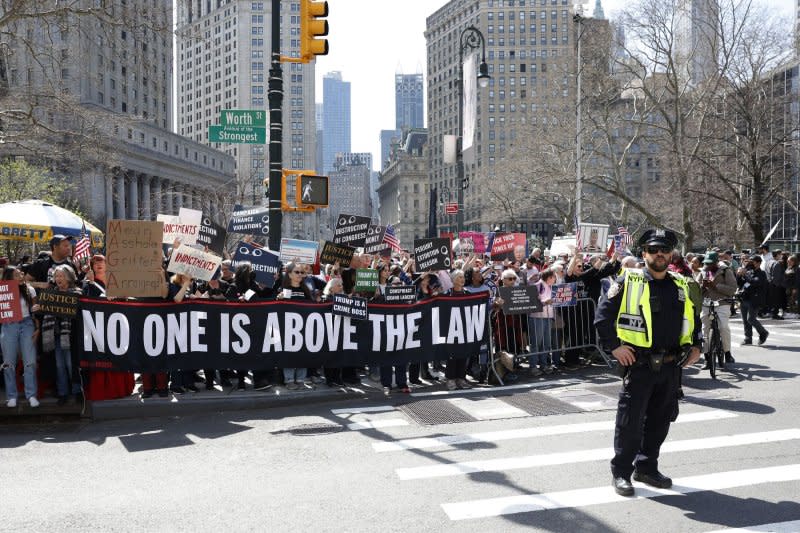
[489,22,568,33]
[487,0,569,6]
[488,9,569,20]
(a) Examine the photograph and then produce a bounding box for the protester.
[277,262,314,390]
[528,269,558,376]
[42,264,83,405]
[737,255,769,346]
[1,265,39,408]
[444,269,472,390]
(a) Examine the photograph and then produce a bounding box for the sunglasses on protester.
[644,245,672,254]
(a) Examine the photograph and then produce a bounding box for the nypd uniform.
[595,229,701,495]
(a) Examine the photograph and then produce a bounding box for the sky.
[314,0,794,171]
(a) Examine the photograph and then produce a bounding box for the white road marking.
[409,378,582,397]
[445,396,530,420]
[331,405,395,415]
[703,521,800,533]
[346,419,409,431]
[441,463,800,520]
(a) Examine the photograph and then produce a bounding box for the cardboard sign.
[279,238,319,265]
[156,208,202,245]
[364,224,388,254]
[499,285,543,315]
[577,223,609,253]
[548,236,575,258]
[333,213,371,247]
[227,204,270,236]
[106,220,165,298]
[384,285,416,304]
[490,232,527,262]
[0,280,23,324]
[197,217,227,256]
[167,245,223,282]
[332,294,368,321]
[37,289,79,318]
[458,231,487,254]
[414,238,452,271]
[552,282,578,308]
[354,269,379,293]
[231,241,281,287]
[319,241,355,268]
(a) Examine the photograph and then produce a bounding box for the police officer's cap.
[637,228,678,249]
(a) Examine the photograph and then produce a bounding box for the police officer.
[595,228,701,496]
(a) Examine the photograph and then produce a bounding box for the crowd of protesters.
[1,233,798,408]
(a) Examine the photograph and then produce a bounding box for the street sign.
[208,125,266,144]
[220,109,267,128]
[445,202,459,215]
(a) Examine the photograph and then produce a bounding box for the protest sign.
[38,289,79,318]
[552,282,578,308]
[490,232,527,262]
[105,220,165,298]
[498,285,543,314]
[319,241,355,268]
[332,294,368,321]
[227,204,270,236]
[364,224,388,254]
[197,217,227,255]
[384,285,416,304]
[355,269,379,293]
[231,241,281,287]
[279,238,319,265]
[0,280,22,324]
[167,245,223,282]
[332,213,371,247]
[78,293,488,370]
[613,234,629,255]
[577,223,609,253]
[458,231,487,254]
[548,236,575,258]
[414,238,451,271]
[156,208,202,245]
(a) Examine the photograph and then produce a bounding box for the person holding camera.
[736,255,769,346]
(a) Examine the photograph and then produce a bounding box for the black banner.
[332,294,368,320]
[78,294,488,371]
[38,289,79,318]
[384,285,416,304]
[228,204,270,236]
[364,224,388,254]
[231,241,280,287]
[333,213,371,247]
[319,241,355,267]
[499,285,542,314]
[414,238,452,271]
[198,217,227,255]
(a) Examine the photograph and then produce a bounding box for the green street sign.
[208,125,266,144]
[219,109,266,128]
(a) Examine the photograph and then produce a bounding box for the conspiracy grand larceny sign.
[78,294,487,371]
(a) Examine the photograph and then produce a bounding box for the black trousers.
[611,362,680,479]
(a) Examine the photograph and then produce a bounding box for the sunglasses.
[291,270,304,274]
[645,245,672,254]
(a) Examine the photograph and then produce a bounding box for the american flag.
[617,226,633,246]
[574,214,583,250]
[73,221,92,261]
[383,224,401,252]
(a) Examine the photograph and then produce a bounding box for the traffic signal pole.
[267,0,283,251]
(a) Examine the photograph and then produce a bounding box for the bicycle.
[701,298,733,380]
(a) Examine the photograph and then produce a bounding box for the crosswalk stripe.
[331,405,395,415]
[441,463,800,520]
[410,378,582,398]
[445,396,530,420]
[397,429,800,480]
[372,409,737,452]
[703,521,800,533]
[346,419,409,431]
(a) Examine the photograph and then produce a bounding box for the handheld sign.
[197,217,227,256]
[231,241,281,287]
[552,282,578,308]
[364,224,388,254]
[577,223,609,253]
[228,204,270,236]
[279,238,319,265]
[105,220,165,298]
[354,269,379,293]
[0,280,23,324]
[458,231,487,254]
[333,213,371,247]
[499,285,543,314]
[37,289,79,318]
[167,245,223,282]
[319,241,355,268]
[332,294,368,321]
[384,285,416,304]
[490,232,527,262]
[414,238,451,271]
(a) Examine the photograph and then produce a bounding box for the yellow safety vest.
[615,268,694,348]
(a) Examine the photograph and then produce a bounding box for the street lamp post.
[573,11,585,227]
[457,26,491,236]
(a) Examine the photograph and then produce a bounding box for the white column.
[127,173,139,219]
[115,171,126,219]
[141,176,151,220]
[105,170,114,222]
[151,178,162,216]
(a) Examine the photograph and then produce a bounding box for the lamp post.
[457,25,491,236]
[573,11,585,227]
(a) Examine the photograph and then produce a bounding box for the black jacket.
[738,268,768,306]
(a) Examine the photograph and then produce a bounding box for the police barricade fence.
[487,297,612,386]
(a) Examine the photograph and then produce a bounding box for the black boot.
[724,351,735,363]
[700,356,711,370]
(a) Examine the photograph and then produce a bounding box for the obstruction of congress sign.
[78,294,488,371]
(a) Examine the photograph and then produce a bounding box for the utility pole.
[267,0,284,251]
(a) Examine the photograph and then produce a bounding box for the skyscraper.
[674,0,719,85]
[395,73,424,131]
[322,71,351,175]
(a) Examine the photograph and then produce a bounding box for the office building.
[328,153,372,231]
[321,71,351,175]
[674,0,719,85]
[395,73,425,130]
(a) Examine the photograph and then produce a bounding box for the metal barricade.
[487,297,612,386]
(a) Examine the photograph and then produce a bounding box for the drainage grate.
[496,390,584,417]
[398,399,478,426]
[286,423,345,436]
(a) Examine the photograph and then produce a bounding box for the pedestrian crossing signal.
[297,174,329,208]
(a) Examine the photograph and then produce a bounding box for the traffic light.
[296,174,329,208]
[300,0,329,62]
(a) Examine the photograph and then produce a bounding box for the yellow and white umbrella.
[0,199,104,247]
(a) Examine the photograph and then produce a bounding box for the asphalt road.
[1,317,799,532]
